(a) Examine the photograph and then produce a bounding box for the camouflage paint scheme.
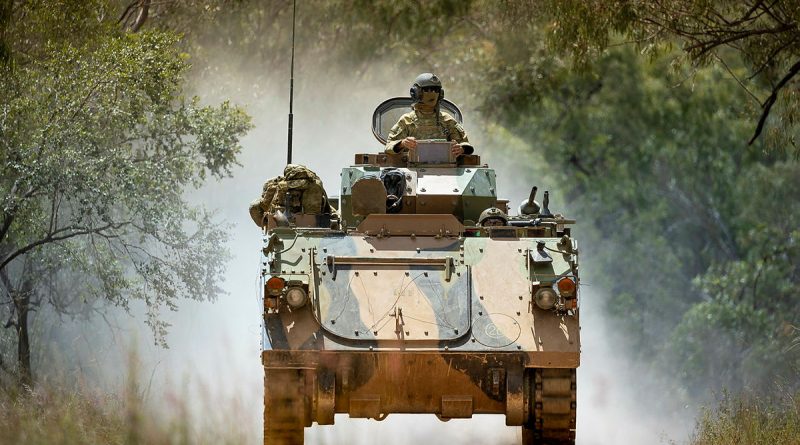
[261,153,580,444]
[265,231,578,357]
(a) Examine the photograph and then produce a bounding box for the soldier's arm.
[384,119,409,154]
[445,115,474,154]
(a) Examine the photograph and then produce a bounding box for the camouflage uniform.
[384,104,474,154]
[248,164,331,227]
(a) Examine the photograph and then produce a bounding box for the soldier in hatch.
[384,73,474,157]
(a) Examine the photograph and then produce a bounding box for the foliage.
[125,0,491,97]
[488,44,800,396]
[691,392,800,445]
[543,0,800,149]
[674,160,800,392]
[0,0,251,382]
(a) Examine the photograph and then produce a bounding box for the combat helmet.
[478,207,508,226]
[410,73,445,102]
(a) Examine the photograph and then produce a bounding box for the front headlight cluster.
[534,287,558,310]
[264,276,309,310]
[285,287,308,308]
[533,277,577,311]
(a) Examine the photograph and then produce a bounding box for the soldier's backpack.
[248,165,332,227]
[283,164,327,214]
[249,175,284,227]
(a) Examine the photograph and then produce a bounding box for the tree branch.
[749,58,800,144]
[117,1,139,26]
[683,23,796,59]
[712,53,761,104]
[131,0,151,33]
[1,181,38,244]
[747,37,799,80]
[0,221,132,272]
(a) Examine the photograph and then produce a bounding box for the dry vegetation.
[0,384,127,445]
[0,378,250,445]
[691,393,800,445]
[0,382,172,445]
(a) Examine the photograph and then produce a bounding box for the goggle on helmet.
[410,73,445,102]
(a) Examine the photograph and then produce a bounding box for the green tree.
[488,44,800,396]
[0,0,251,385]
[544,0,800,149]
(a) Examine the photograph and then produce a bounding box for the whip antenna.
[286,0,297,164]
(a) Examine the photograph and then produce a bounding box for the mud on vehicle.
[259,98,580,445]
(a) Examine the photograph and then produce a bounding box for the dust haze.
[36,39,695,445]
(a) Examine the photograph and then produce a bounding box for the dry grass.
[0,378,252,445]
[0,382,131,445]
[691,393,800,445]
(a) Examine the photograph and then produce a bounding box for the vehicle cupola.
[371,97,463,145]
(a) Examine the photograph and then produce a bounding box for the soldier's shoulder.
[397,110,417,123]
[440,111,458,123]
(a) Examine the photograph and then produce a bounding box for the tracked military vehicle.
[260,98,580,444]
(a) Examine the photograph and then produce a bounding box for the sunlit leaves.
[0,1,252,351]
[540,0,800,149]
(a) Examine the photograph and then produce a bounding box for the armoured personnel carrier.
[259,98,580,444]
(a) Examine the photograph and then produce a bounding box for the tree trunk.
[15,296,31,386]
[8,270,34,387]
[0,0,12,63]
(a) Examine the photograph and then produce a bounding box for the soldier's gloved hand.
[401,137,417,150]
[451,142,464,157]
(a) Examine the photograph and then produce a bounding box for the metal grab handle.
[325,255,454,281]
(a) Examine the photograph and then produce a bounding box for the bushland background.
[0,1,798,444]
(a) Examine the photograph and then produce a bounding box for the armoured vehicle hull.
[260,99,580,444]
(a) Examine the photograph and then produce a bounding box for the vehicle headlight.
[266,276,285,296]
[557,277,576,297]
[285,287,308,308]
[534,287,557,310]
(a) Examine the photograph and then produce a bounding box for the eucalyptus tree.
[543,0,800,150]
[0,0,251,385]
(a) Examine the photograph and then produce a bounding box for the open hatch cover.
[372,97,463,144]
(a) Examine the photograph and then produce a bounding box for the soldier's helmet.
[410,73,445,102]
[478,207,508,226]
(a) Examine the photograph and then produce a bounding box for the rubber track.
[533,368,577,444]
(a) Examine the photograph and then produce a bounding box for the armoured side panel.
[263,232,579,360]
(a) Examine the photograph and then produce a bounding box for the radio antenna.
[286,0,297,164]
